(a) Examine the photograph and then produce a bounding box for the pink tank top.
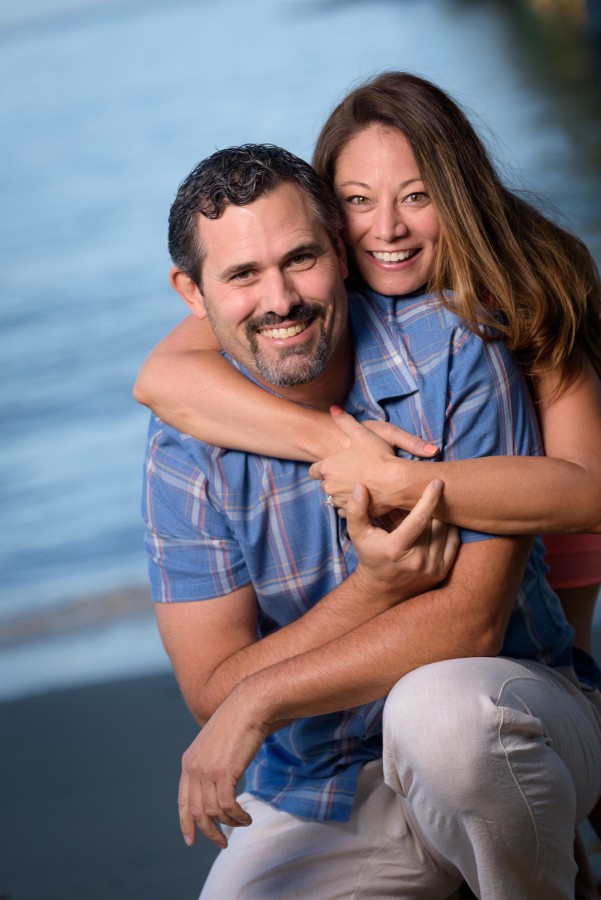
[542,533,601,589]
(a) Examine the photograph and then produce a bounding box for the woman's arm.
[134,315,437,462]
[134,315,342,461]
[309,362,601,534]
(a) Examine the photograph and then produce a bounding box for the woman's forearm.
[396,363,601,532]
[133,315,347,461]
[390,455,601,534]
[135,348,348,461]
[314,362,601,534]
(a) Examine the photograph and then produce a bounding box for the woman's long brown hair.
[312,71,601,389]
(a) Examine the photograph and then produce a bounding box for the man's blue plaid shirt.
[143,288,596,822]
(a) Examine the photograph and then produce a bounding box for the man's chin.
[252,350,328,388]
[254,362,324,388]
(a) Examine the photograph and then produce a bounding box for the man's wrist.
[231,671,281,728]
[349,565,405,609]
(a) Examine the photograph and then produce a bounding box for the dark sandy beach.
[2,666,600,900]
[0,673,219,900]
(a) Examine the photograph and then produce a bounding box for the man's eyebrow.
[220,260,259,280]
[285,240,326,258]
[220,241,326,280]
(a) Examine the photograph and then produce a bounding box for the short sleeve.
[444,330,542,542]
[142,419,251,602]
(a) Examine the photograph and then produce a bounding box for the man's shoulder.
[147,413,212,456]
[144,415,307,500]
[144,414,225,491]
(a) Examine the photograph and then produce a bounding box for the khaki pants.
[201,658,601,899]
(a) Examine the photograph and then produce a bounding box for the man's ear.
[169,267,207,319]
[335,236,348,281]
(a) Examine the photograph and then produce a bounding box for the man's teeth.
[261,322,308,339]
[371,250,416,262]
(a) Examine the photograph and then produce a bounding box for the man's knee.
[382,658,509,804]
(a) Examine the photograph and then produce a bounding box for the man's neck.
[257,324,354,411]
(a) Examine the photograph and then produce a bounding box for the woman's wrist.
[378,458,433,514]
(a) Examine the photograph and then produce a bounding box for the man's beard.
[246,305,329,387]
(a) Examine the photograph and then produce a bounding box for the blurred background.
[2,0,600,702]
[0,0,600,895]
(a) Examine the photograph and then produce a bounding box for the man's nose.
[260,269,301,316]
[373,203,408,242]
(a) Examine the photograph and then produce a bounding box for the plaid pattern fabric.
[143,288,593,822]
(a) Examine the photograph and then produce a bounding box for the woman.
[137,70,601,896]
[134,72,601,655]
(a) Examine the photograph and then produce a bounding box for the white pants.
[200,658,601,900]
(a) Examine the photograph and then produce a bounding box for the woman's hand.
[309,407,438,516]
[346,480,459,604]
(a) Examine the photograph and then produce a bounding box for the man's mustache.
[247,304,325,331]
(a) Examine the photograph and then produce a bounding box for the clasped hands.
[309,405,439,517]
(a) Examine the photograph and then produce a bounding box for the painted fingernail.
[330,405,343,415]
[424,443,439,453]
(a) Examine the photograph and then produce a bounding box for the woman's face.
[333,125,440,297]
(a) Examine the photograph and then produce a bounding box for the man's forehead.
[197,183,330,268]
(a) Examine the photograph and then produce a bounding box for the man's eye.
[231,270,253,281]
[289,253,313,265]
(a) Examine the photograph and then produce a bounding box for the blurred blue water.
[1,0,599,693]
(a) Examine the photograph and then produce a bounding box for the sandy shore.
[2,667,599,899]
[0,672,219,900]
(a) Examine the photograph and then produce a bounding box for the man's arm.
[157,480,458,725]
[178,533,532,847]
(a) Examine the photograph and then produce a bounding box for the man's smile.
[258,320,311,340]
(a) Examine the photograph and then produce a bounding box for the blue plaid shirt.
[143,288,595,822]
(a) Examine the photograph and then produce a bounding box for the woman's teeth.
[370,250,417,262]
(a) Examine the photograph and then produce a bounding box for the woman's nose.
[373,204,408,242]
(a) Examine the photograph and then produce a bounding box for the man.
[143,144,601,899]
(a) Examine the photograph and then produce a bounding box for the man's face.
[194,183,348,388]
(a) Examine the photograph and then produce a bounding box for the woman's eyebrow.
[337,177,421,190]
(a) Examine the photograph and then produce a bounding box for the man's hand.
[309,407,437,516]
[178,684,269,849]
[346,480,459,603]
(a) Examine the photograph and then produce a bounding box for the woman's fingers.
[361,417,439,458]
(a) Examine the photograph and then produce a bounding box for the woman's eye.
[405,191,428,203]
[346,195,371,206]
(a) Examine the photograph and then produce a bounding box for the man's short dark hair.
[168,144,343,288]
